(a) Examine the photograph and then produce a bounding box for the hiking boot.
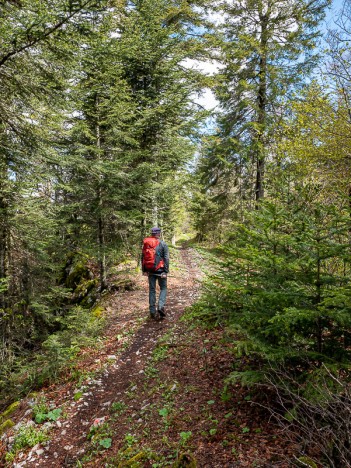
[159,307,166,319]
[150,312,157,320]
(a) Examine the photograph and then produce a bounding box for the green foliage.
[0,0,205,410]
[111,401,127,415]
[74,391,83,401]
[6,424,49,461]
[35,408,62,424]
[124,433,138,447]
[0,304,104,405]
[194,176,351,381]
[32,397,49,421]
[99,438,112,449]
[0,278,8,294]
[152,344,169,363]
[191,0,329,232]
[179,431,192,446]
[226,371,265,388]
[26,305,104,386]
[158,407,169,418]
[87,420,114,456]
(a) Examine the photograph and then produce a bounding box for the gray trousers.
[148,274,167,314]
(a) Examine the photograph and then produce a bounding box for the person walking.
[142,227,169,319]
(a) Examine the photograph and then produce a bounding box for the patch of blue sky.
[325,0,344,27]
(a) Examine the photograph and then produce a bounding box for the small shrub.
[179,431,192,446]
[111,401,126,414]
[6,425,49,461]
[35,408,62,424]
[99,438,112,449]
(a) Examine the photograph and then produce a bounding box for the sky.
[325,0,344,26]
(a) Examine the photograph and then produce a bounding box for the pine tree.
[0,0,110,358]
[114,0,207,237]
[195,172,351,370]
[210,0,329,203]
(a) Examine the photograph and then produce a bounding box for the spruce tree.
[114,0,207,237]
[210,0,329,202]
[56,0,209,289]
[195,173,351,370]
[0,0,110,359]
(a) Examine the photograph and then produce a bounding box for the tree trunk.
[96,121,107,292]
[255,9,268,204]
[316,237,322,354]
[0,160,9,310]
[98,212,106,292]
[152,194,158,227]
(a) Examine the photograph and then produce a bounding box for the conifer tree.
[0,0,110,357]
[114,0,207,237]
[210,0,329,203]
[195,172,351,373]
[56,0,208,290]
[56,13,136,292]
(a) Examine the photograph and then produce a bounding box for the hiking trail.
[5,246,294,467]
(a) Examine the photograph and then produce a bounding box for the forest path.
[9,247,294,468]
[19,247,203,467]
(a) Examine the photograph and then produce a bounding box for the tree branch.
[0,0,103,68]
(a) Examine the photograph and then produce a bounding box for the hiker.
[142,227,169,319]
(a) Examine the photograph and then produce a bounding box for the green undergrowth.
[5,424,50,464]
[4,395,65,463]
[0,256,145,411]
[2,310,148,464]
[167,245,183,273]
[79,310,252,468]
[180,244,220,326]
[0,302,106,411]
[185,235,351,467]
[1,246,141,412]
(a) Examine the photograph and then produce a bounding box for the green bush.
[193,185,351,382]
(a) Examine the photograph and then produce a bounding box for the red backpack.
[142,237,165,271]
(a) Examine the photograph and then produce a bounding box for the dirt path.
[15,247,202,467]
[5,246,296,467]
